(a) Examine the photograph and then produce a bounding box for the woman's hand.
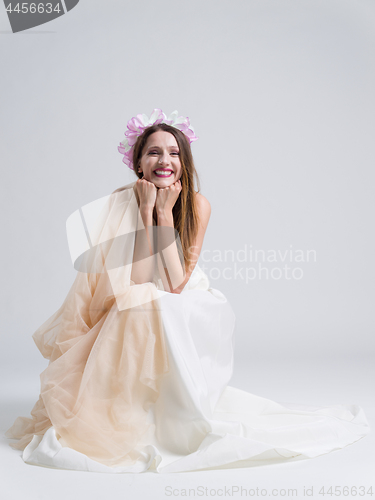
[155,180,182,215]
[134,178,157,212]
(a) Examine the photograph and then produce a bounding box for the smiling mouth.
[153,169,173,177]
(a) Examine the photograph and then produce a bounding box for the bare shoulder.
[195,191,210,207]
[194,192,211,225]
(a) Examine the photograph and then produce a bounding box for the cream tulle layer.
[5,182,172,467]
[6,272,169,468]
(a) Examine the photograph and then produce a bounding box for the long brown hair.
[132,123,201,271]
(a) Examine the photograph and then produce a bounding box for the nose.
[158,151,170,166]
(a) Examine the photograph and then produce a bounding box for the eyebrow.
[146,145,179,150]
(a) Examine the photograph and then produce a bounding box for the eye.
[171,152,180,156]
[148,151,158,155]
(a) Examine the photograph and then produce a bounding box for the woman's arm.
[157,192,211,294]
[130,206,156,284]
[130,180,157,284]
[156,209,185,292]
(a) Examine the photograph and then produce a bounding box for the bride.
[5,109,370,474]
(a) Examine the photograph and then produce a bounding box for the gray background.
[0,1,374,497]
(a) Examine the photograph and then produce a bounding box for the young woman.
[122,121,212,294]
[5,109,370,474]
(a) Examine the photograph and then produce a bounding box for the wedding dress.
[5,181,370,473]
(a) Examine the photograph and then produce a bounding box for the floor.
[1,355,374,500]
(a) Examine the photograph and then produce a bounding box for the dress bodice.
[182,263,210,291]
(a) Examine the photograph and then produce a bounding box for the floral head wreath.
[118,108,198,170]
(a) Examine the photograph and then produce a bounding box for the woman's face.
[138,131,182,188]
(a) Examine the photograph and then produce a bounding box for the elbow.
[169,272,187,294]
[171,286,184,295]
